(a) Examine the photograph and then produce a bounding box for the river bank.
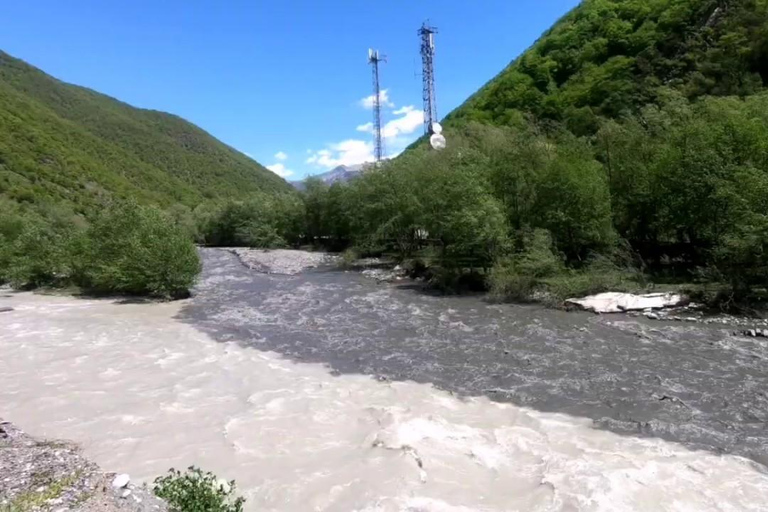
[2,248,768,511]
[0,420,166,511]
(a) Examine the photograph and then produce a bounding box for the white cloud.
[359,89,394,109]
[274,151,288,161]
[267,163,294,178]
[306,94,424,170]
[306,139,374,169]
[354,106,424,140]
[383,106,424,139]
[356,122,373,133]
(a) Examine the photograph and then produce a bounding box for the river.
[1,248,767,511]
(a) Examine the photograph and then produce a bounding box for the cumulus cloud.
[356,122,373,133]
[307,95,424,170]
[355,106,424,140]
[306,139,374,169]
[359,89,394,109]
[274,151,288,161]
[382,106,424,139]
[267,163,294,178]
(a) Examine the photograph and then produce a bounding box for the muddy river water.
[2,248,768,511]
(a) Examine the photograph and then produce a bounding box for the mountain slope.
[0,50,291,213]
[446,0,768,131]
[291,164,366,190]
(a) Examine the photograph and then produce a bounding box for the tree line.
[194,89,768,306]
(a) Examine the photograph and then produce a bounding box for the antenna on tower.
[419,21,439,138]
[368,48,387,163]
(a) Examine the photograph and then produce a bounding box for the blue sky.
[2,0,579,180]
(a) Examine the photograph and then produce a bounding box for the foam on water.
[1,291,767,511]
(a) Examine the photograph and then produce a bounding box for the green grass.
[7,470,82,512]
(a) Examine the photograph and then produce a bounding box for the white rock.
[112,473,130,488]
[645,312,661,320]
[121,489,132,498]
[566,292,686,314]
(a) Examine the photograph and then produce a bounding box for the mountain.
[292,164,366,190]
[446,0,768,131]
[0,50,292,214]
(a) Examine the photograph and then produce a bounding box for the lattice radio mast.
[368,49,386,163]
[419,22,438,135]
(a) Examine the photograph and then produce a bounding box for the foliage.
[448,0,768,131]
[79,202,201,298]
[0,200,84,288]
[0,50,292,216]
[153,467,245,512]
[0,200,201,298]
[488,229,563,301]
[541,256,644,305]
[197,193,302,248]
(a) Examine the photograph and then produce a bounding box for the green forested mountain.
[291,0,768,304]
[447,0,768,131]
[0,50,291,214]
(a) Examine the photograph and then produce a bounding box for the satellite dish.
[431,122,443,135]
[368,48,373,60]
[430,133,447,150]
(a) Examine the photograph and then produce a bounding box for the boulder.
[111,473,130,488]
[566,292,686,314]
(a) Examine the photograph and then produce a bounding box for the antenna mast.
[368,49,386,163]
[418,22,438,135]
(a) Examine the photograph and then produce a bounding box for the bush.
[338,247,359,268]
[488,230,562,301]
[489,230,642,305]
[153,467,245,512]
[0,202,84,289]
[80,202,201,299]
[542,255,643,305]
[1,223,76,289]
[198,195,301,248]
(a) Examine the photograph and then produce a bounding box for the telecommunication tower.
[368,49,386,163]
[418,22,438,135]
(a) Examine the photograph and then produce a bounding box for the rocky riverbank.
[0,420,167,512]
[227,248,337,275]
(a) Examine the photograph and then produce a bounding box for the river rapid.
[1,248,767,511]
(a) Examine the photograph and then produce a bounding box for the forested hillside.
[447,0,768,131]
[286,0,768,306]
[0,50,291,214]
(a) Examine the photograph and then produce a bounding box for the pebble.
[112,473,130,488]
[737,329,768,338]
[121,489,132,498]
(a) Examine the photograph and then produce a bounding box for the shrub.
[1,223,75,289]
[542,255,643,305]
[153,467,245,512]
[339,247,359,268]
[199,195,300,248]
[80,202,201,299]
[0,202,84,289]
[488,230,562,301]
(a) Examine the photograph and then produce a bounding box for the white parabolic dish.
[430,133,447,150]
[431,122,443,134]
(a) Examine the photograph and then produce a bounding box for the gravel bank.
[0,420,166,512]
[228,248,337,275]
